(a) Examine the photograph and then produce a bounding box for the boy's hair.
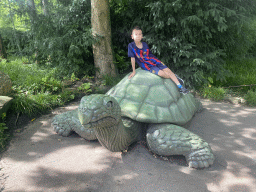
[131,26,142,34]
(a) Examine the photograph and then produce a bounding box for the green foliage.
[113,46,130,74]
[214,58,256,90]
[0,122,9,152]
[70,72,79,82]
[0,57,63,94]
[1,0,256,83]
[10,89,75,116]
[110,0,256,87]
[77,83,92,93]
[226,17,256,58]
[103,74,122,87]
[1,57,76,116]
[0,110,9,152]
[11,94,45,116]
[28,0,95,77]
[244,90,256,106]
[201,86,226,101]
[0,0,95,77]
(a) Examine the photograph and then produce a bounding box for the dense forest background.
[1,0,256,87]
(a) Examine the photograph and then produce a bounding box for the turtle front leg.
[146,124,214,169]
[52,109,97,140]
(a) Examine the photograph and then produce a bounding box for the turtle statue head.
[78,94,121,127]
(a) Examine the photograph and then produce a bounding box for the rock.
[0,96,13,117]
[0,71,12,96]
[224,94,245,105]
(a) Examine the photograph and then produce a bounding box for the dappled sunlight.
[2,140,122,191]
[219,119,242,126]
[232,150,256,162]
[30,130,50,142]
[35,145,121,172]
[218,163,256,192]
[242,128,256,140]
[184,98,256,191]
[40,120,49,126]
[113,172,139,183]
[2,97,256,191]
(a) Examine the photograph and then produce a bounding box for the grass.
[201,86,226,101]
[244,90,256,106]
[0,122,9,152]
[0,57,79,116]
[217,57,256,90]
[201,57,256,104]
[0,56,88,152]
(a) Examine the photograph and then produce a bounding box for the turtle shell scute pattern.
[106,68,198,125]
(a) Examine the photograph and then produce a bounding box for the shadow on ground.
[1,98,256,192]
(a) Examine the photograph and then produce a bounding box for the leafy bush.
[10,94,45,116]
[1,57,77,116]
[28,0,95,77]
[244,90,256,106]
[113,47,130,74]
[1,0,95,77]
[211,58,256,94]
[0,122,9,152]
[0,57,63,94]
[77,83,92,93]
[110,0,256,87]
[0,112,9,152]
[201,86,226,101]
[10,90,75,116]
[103,74,123,87]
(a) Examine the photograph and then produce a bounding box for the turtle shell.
[106,68,199,125]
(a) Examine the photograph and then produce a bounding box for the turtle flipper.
[52,110,77,137]
[52,109,97,140]
[146,124,214,169]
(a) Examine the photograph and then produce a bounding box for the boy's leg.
[159,68,180,85]
[175,74,184,86]
[157,68,189,94]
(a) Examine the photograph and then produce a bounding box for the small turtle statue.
[52,68,214,169]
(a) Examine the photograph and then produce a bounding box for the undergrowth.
[201,57,256,105]
[0,57,80,117]
[244,90,256,106]
[201,86,226,101]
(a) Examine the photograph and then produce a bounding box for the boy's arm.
[128,57,136,79]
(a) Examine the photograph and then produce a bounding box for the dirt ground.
[0,98,256,192]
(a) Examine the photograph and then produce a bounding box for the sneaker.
[179,86,189,94]
[175,74,184,85]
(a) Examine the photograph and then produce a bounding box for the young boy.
[128,26,189,94]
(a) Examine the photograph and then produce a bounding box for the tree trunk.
[42,0,48,16]
[0,34,7,58]
[7,1,21,52]
[26,0,37,23]
[91,0,117,78]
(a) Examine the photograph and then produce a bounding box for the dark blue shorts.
[148,63,168,75]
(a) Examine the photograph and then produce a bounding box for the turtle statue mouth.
[78,94,122,128]
[85,116,118,129]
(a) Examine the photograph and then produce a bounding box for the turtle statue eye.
[106,101,113,108]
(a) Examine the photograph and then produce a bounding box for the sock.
[177,84,182,89]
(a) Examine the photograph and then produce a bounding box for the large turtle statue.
[52,68,214,169]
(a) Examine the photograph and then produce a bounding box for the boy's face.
[131,29,143,42]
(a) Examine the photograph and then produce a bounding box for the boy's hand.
[128,72,136,79]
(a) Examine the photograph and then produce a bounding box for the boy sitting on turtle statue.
[128,26,189,94]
